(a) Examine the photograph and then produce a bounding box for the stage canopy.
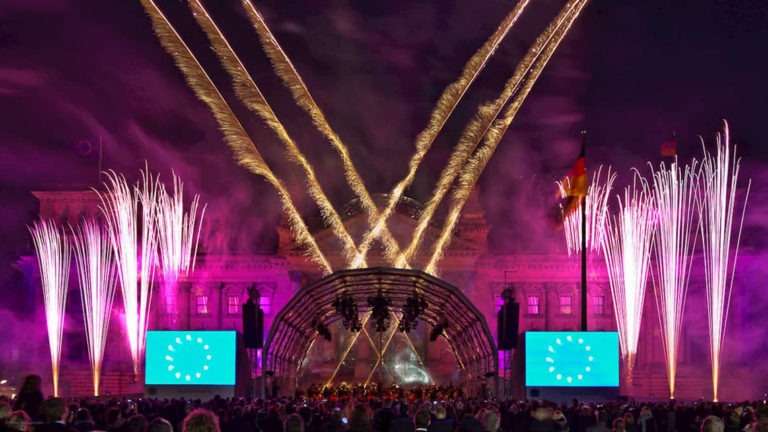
[263,267,497,381]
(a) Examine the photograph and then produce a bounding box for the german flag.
[561,151,587,216]
[660,133,677,157]
[552,141,587,225]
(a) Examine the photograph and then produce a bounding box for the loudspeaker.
[242,301,263,349]
[497,302,519,350]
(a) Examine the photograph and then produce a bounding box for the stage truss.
[263,267,497,392]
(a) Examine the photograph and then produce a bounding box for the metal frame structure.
[262,267,497,394]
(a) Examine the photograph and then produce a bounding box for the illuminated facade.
[15,188,760,400]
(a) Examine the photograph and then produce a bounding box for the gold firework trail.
[399,0,586,269]
[424,0,589,274]
[242,0,404,267]
[352,0,532,267]
[188,0,362,266]
[140,0,332,274]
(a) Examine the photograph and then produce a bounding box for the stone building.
[14,187,759,400]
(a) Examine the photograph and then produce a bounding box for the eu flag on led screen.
[525,331,619,387]
[145,331,236,385]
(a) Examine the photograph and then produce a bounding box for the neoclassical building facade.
[15,188,760,400]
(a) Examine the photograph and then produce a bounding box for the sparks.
[29,219,70,397]
[559,166,616,256]
[71,219,118,396]
[242,0,406,267]
[156,171,206,328]
[350,0,532,268]
[423,0,589,275]
[698,121,750,402]
[601,174,656,391]
[644,158,700,400]
[188,0,360,267]
[97,169,159,378]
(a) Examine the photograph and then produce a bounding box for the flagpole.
[580,130,588,332]
[98,136,103,183]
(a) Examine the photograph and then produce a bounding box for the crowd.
[2,375,768,432]
[298,384,464,401]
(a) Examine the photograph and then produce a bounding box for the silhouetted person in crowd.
[638,407,657,432]
[182,410,220,432]
[260,405,283,432]
[73,408,96,432]
[105,407,124,432]
[348,405,372,432]
[148,418,174,432]
[373,400,394,432]
[529,406,558,432]
[13,376,44,421]
[613,418,626,432]
[1,401,11,432]
[623,414,637,432]
[413,410,430,432]
[481,409,501,432]
[700,417,723,432]
[390,405,414,432]
[427,404,453,432]
[587,412,611,432]
[284,414,305,432]
[321,409,346,432]
[37,398,77,432]
[6,410,31,432]
[456,408,483,432]
[723,412,740,432]
[124,414,149,432]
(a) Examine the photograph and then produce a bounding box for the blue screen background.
[525,331,619,387]
[145,331,236,385]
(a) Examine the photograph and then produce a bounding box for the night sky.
[1,0,767,290]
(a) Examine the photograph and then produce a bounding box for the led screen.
[145,331,236,385]
[525,331,619,387]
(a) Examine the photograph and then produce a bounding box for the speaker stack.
[242,300,264,349]
[497,301,519,350]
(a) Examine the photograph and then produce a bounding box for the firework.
[242,0,405,266]
[136,168,160,362]
[97,169,159,378]
[644,159,701,399]
[423,0,589,274]
[140,0,332,273]
[350,0,532,268]
[188,0,361,267]
[698,121,750,402]
[156,172,206,329]
[29,219,70,397]
[71,219,118,396]
[601,175,656,390]
[558,166,616,256]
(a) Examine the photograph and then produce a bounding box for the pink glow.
[645,158,700,400]
[698,121,750,402]
[97,168,159,378]
[601,174,656,391]
[156,172,206,328]
[28,219,70,397]
[71,219,118,396]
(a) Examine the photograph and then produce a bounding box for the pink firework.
[601,174,656,391]
[28,219,71,397]
[71,219,118,396]
[644,159,700,400]
[97,168,159,378]
[155,172,206,329]
[698,121,750,402]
